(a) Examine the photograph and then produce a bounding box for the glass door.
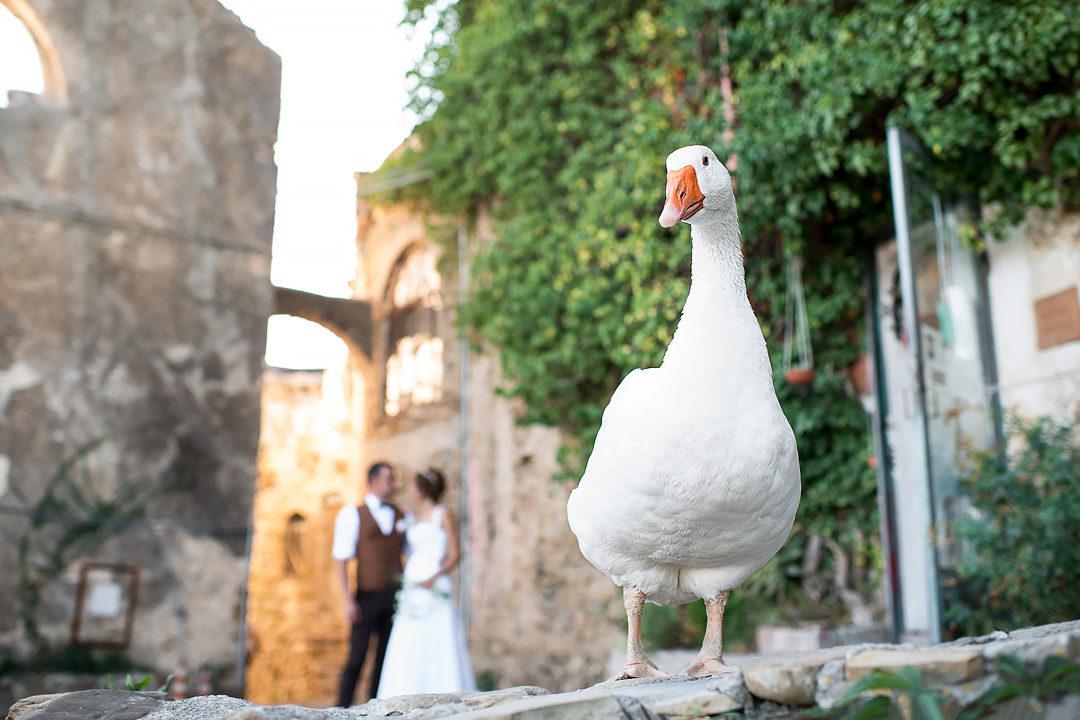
[884,125,1000,641]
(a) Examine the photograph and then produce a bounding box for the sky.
[0,1,424,369]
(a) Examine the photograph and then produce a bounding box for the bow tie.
[380,501,392,508]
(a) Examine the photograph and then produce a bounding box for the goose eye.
[702,155,710,166]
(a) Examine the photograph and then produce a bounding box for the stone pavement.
[7,620,1080,720]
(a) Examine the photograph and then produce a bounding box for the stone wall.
[0,0,279,675]
[352,199,625,692]
[245,182,623,704]
[245,368,362,706]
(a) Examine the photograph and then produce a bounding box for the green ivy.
[389,0,1079,618]
[944,415,1080,637]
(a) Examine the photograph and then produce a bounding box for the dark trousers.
[337,589,396,707]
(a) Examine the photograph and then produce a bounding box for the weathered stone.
[941,672,1001,712]
[5,693,64,720]
[452,693,623,720]
[142,696,252,720]
[744,647,849,706]
[982,631,1080,665]
[6,689,162,720]
[0,0,279,674]
[1044,695,1080,720]
[625,676,746,717]
[847,648,983,684]
[221,710,267,720]
[458,687,552,710]
[945,631,1009,647]
[1007,620,1080,641]
[813,658,850,710]
[356,687,548,717]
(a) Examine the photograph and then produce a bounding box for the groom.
[333,461,405,706]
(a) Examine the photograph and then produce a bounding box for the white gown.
[376,506,476,698]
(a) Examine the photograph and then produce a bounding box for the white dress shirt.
[331,493,398,561]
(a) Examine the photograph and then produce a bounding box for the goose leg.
[682,591,738,677]
[613,586,672,680]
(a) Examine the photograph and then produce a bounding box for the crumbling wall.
[352,201,624,692]
[245,367,362,706]
[0,0,279,677]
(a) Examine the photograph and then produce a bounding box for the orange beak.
[658,165,705,228]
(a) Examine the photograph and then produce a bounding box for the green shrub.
[945,415,1080,637]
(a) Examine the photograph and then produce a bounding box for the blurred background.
[0,0,1077,710]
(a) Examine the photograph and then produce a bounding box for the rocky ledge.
[7,620,1080,720]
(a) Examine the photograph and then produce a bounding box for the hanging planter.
[782,255,815,387]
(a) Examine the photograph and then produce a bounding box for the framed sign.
[71,562,139,650]
[1034,287,1080,349]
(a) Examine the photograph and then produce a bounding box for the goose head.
[658,145,734,228]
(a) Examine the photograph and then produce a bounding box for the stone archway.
[248,289,374,706]
[273,286,375,362]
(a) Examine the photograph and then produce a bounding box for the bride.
[377,468,476,698]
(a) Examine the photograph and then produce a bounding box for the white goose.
[567,145,801,679]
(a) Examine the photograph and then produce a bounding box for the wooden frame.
[70,562,140,650]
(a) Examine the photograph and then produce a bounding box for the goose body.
[566,145,800,677]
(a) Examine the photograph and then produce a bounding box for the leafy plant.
[809,654,1080,719]
[944,415,1080,637]
[958,655,1080,720]
[12,438,165,649]
[823,666,945,720]
[388,0,1079,634]
[105,672,174,693]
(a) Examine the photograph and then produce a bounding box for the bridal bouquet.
[395,579,452,619]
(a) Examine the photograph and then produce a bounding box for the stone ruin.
[0,0,279,680]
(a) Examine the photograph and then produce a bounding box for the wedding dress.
[376,505,476,698]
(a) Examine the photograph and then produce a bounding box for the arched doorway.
[246,314,365,705]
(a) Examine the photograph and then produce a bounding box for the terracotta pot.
[849,354,871,396]
[784,367,816,386]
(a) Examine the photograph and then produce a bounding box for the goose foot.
[611,657,674,681]
[681,656,738,678]
[614,586,676,681]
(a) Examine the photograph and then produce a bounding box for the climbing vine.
[386,0,1079,622]
[13,439,164,651]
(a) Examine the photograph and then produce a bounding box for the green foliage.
[944,415,1080,637]
[958,655,1080,720]
[475,670,500,692]
[105,672,174,693]
[823,666,944,720]
[396,0,1079,632]
[642,588,767,652]
[12,438,165,649]
[809,655,1080,719]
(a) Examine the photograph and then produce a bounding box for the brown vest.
[355,503,405,593]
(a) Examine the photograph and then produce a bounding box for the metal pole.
[456,222,472,634]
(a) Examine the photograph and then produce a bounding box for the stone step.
[7,620,1080,720]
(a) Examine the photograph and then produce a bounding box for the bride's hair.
[415,467,446,502]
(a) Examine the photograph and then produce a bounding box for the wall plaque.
[1034,286,1080,350]
[71,562,139,650]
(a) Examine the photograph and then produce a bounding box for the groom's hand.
[345,599,360,624]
